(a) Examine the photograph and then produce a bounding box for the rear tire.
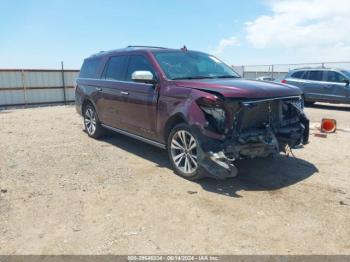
[83,104,105,139]
[167,123,204,180]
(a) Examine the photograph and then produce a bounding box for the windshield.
[154,51,241,80]
[341,70,350,78]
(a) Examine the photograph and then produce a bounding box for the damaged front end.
[193,95,309,179]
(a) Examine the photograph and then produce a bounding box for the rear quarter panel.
[75,78,103,118]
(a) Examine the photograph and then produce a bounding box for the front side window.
[126,55,154,81]
[341,70,350,78]
[154,51,240,80]
[326,71,347,83]
[104,56,127,81]
[307,71,324,81]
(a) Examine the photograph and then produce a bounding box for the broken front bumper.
[192,97,310,179]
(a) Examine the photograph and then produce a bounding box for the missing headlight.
[289,96,304,111]
[199,105,226,133]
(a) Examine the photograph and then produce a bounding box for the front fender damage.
[191,125,239,179]
[188,96,310,179]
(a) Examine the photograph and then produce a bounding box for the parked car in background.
[281,68,350,105]
[256,76,275,81]
[76,46,309,180]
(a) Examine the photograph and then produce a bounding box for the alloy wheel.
[84,107,97,135]
[170,130,198,175]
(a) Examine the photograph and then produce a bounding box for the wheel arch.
[81,98,101,120]
[163,113,187,143]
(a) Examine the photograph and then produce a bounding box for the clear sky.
[1,0,350,69]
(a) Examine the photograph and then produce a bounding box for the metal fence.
[2,61,350,107]
[0,69,79,107]
[233,61,350,81]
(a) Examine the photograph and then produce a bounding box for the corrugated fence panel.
[26,89,65,104]
[0,69,79,106]
[0,90,25,105]
[0,71,23,88]
[24,71,62,88]
[66,89,75,101]
[242,71,288,80]
[64,71,79,86]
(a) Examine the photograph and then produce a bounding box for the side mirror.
[131,71,156,84]
[344,79,350,86]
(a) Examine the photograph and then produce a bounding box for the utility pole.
[61,61,67,104]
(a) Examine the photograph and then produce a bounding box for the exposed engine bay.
[194,95,309,179]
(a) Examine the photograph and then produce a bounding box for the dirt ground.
[0,103,349,255]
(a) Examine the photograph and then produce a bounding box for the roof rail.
[126,45,168,49]
[294,66,330,70]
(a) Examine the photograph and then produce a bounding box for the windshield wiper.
[172,75,241,80]
[171,76,215,80]
[214,75,241,79]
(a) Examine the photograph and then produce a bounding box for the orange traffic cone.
[321,118,336,133]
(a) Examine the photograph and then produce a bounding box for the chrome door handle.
[120,91,129,95]
[96,87,102,91]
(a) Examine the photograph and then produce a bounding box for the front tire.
[83,104,104,139]
[167,123,203,180]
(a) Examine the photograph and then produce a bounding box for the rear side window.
[79,58,101,78]
[291,71,305,79]
[325,71,347,83]
[126,55,154,81]
[307,71,323,81]
[104,56,127,81]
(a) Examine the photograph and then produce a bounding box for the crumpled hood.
[174,78,302,99]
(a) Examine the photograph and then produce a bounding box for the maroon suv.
[76,46,309,180]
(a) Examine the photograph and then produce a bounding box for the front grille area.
[238,100,280,131]
[224,96,307,159]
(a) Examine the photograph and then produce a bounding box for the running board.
[101,124,166,149]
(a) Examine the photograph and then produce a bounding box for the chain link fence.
[233,62,350,81]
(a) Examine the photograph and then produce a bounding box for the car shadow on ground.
[307,103,350,112]
[197,156,318,198]
[102,133,171,169]
[101,133,318,198]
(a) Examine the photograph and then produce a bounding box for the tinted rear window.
[291,71,304,79]
[104,56,127,81]
[79,58,101,78]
